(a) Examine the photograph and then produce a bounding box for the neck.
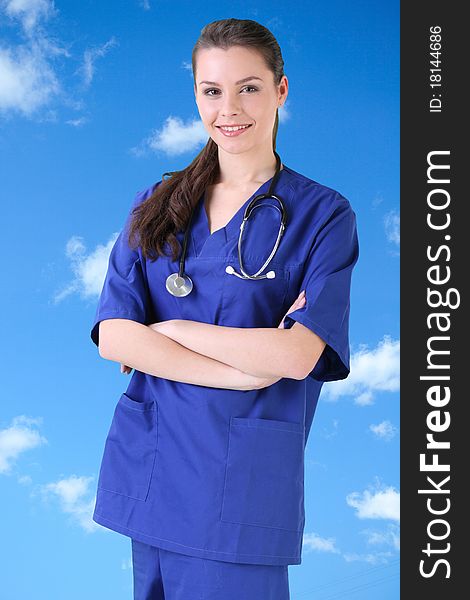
[216,148,282,188]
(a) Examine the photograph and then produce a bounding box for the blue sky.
[0,1,399,598]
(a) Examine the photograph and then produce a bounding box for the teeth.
[220,125,250,131]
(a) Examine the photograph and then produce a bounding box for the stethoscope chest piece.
[166,272,193,297]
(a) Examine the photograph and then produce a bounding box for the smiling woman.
[195,45,286,165]
[90,17,359,600]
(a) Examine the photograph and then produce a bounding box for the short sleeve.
[90,186,156,348]
[283,197,359,381]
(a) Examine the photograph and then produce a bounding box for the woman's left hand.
[278,290,306,328]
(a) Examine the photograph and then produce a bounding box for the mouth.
[216,124,252,137]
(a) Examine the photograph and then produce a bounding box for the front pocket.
[220,416,305,531]
[97,392,157,501]
[221,261,290,328]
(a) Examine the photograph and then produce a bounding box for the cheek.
[242,93,273,115]
[195,101,209,124]
[198,99,216,120]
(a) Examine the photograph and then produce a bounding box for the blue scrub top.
[90,164,359,566]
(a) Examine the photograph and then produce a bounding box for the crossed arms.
[97,291,326,391]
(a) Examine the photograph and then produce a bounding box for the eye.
[203,86,259,97]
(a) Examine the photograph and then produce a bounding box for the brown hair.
[128,18,285,262]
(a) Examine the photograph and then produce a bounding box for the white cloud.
[343,551,394,564]
[0,41,62,117]
[303,532,340,554]
[355,391,374,406]
[37,474,99,533]
[0,0,115,120]
[322,335,400,405]
[320,418,339,439]
[0,0,72,118]
[362,523,400,551]
[76,37,118,88]
[17,474,33,485]
[346,481,400,522]
[384,210,400,246]
[53,232,117,303]
[369,420,398,441]
[372,193,385,208]
[131,115,208,157]
[302,495,400,566]
[181,60,192,73]
[0,415,47,474]
[65,116,89,127]
[2,0,56,33]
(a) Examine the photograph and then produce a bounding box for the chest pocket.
[220,259,290,328]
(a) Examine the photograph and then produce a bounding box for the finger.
[289,296,303,312]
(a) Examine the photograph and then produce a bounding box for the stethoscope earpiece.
[225,265,276,279]
[166,151,287,296]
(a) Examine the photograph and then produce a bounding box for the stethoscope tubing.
[166,151,287,296]
[236,198,286,279]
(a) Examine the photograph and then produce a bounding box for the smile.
[217,124,252,137]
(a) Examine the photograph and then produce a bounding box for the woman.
[91,18,359,600]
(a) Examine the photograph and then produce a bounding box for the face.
[194,46,288,155]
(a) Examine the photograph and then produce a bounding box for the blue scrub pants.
[131,539,290,600]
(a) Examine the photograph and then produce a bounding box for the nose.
[220,92,242,116]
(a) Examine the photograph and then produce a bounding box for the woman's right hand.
[278,290,306,329]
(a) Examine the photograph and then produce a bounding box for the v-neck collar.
[191,165,290,257]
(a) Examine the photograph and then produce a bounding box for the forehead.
[195,46,269,83]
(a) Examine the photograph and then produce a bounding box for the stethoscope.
[165,151,287,297]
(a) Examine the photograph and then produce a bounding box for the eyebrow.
[198,76,263,86]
